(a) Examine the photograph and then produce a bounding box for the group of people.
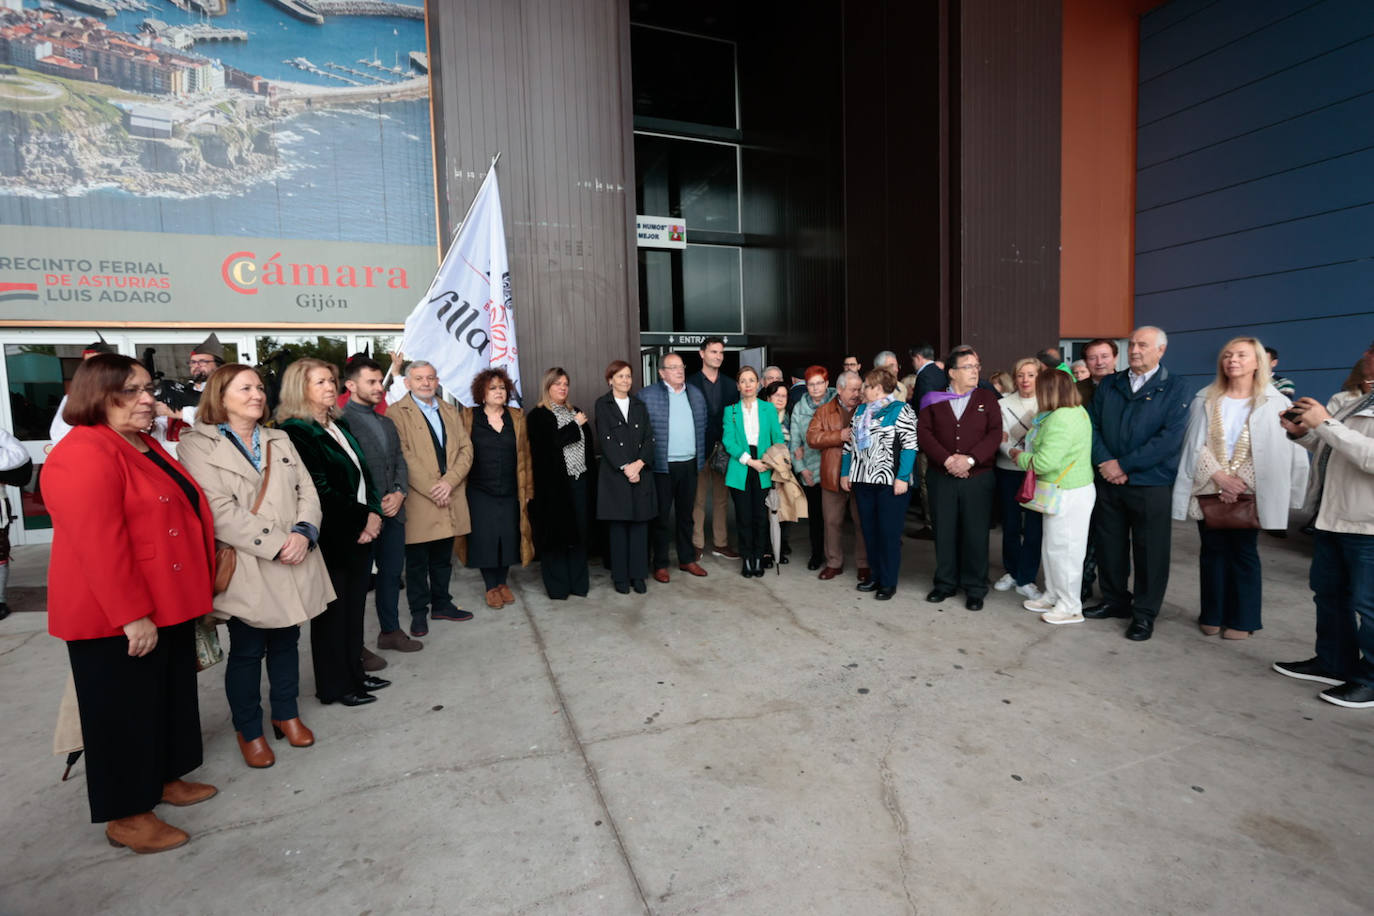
[35,327,1374,854]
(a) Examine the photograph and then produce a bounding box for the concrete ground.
[0,521,1370,915]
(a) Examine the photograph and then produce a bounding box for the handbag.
[193,615,223,672]
[708,441,730,476]
[1196,493,1259,529]
[1020,461,1075,515]
[1016,467,1037,503]
[213,440,274,596]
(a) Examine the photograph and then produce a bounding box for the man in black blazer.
[908,342,947,538]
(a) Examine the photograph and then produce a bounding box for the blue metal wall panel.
[1136,0,1374,398]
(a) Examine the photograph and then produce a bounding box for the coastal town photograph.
[0,0,435,245]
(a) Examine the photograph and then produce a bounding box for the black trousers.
[225,617,301,741]
[802,482,825,563]
[314,542,370,702]
[730,457,769,561]
[1197,522,1262,631]
[929,471,995,598]
[1093,482,1173,620]
[654,460,698,570]
[607,520,649,586]
[405,536,456,622]
[67,619,202,822]
[541,475,591,599]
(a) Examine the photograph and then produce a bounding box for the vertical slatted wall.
[1135,0,1374,398]
[427,0,639,408]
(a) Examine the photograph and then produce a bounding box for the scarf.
[551,403,587,478]
[919,389,972,412]
[218,423,262,471]
[853,392,898,452]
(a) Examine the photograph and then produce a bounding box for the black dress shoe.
[762,555,775,569]
[632,579,647,594]
[361,676,391,691]
[741,560,752,578]
[926,589,955,603]
[778,554,789,565]
[1125,618,1154,641]
[1083,601,1133,619]
[857,579,878,592]
[875,586,895,600]
[614,582,631,594]
[965,597,984,611]
[807,556,824,571]
[324,692,376,707]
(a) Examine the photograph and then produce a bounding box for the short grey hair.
[1134,326,1168,349]
[836,370,862,389]
[874,350,897,368]
[763,364,783,378]
[405,359,436,376]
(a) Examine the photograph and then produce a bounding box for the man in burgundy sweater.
[917,345,1004,610]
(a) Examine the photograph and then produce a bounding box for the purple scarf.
[919,389,972,412]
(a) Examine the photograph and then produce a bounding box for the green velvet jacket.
[278,416,383,557]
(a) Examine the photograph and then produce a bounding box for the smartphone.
[1281,407,1305,424]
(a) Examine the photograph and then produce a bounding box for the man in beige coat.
[390,361,475,635]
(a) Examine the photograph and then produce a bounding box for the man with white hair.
[874,350,908,402]
[1083,326,1190,641]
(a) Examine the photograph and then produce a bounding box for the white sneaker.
[1022,597,1055,612]
[1042,609,1085,625]
[1015,582,1043,600]
[993,573,1015,591]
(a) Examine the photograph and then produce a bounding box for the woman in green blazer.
[722,366,786,577]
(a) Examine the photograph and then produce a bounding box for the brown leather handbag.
[212,440,274,595]
[1196,492,1259,529]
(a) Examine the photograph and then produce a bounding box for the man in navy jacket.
[1084,326,1190,641]
[639,353,710,581]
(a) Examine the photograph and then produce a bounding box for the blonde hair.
[537,366,569,410]
[1013,357,1041,377]
[275,358,339,423]
[1204,337,1272,409]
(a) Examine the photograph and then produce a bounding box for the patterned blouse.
[842,401,919,485]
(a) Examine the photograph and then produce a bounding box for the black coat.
[594,392,657,522]
[526,405,594,549]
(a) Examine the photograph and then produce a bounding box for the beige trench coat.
[389,393,475,544]
[176,423,334,626]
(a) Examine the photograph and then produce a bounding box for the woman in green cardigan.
[722,366,786,577]
[1008,369,1095,625]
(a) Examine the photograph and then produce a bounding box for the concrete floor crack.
[879,724,919,915]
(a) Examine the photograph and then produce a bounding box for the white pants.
[1040,484,1096,615]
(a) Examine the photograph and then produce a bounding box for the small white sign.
[636,216,686,249]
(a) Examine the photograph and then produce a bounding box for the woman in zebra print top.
[840,368,919,599]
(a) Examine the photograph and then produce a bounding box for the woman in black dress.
[527,367,593,600]
[461,367,533,609]
[595,361,656,594]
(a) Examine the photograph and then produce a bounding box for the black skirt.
[465,487,520,569]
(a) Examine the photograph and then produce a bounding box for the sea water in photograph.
[0,0,435,246]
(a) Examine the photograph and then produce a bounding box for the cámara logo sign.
[221,250,411,297]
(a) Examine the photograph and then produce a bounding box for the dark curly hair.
[471,366,514,407]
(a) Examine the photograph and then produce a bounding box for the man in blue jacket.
[639,353,710,582]
[1084,326,1190,641]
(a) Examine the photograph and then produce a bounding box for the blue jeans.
[372,513,407,633]
[1197,523,1262,631]
[853,482,912,589]
[225,617,300,741]
[1312,530,1374,687]
[995,467,1042,586]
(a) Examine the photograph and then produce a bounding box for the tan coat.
[389,393,474,544]
[762,443,809,522]
[176,424,334,626]
[456,405,535,567]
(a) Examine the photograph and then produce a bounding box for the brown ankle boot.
[105,812,189,854]
[485,588,503,609]
[271,717,315,747]
[237,732,276,768]
[161,779,218,807]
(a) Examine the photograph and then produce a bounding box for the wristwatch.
[966,456,975,467]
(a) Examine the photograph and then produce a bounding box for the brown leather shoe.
[106,812,189,854]
[378,630,424,652]
[271,717,316,747]
[498,584,516,605]
[485,588,503,609]
[857,567,871,582]
[160,779,217,807]
[818,566,842,580]
[361,647,388,672]
[236,732,275,769]
[678,562,708,577]
[653,568,671,583]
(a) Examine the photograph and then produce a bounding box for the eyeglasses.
[188,357,218,366]
[953,364,981,372]
[661,364,685,372]
[120,385,157,398]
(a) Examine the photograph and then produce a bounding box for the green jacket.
[722,399,786,490]
[1015,406,1093,490]
[789,388,835,480]
[278,416,383,556]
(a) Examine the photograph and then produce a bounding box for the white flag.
[400,166,521,407]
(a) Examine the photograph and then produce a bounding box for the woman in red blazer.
[45,354,218,855]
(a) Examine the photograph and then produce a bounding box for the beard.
[190,367,211,383]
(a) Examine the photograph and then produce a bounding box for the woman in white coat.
[1172,337,1308,639]
[177,364,334,769]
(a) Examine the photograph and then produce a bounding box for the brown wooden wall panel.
[427,0,639,410]
[956,0,1062,377]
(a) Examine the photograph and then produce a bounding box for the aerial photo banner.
[0,0,438,326]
